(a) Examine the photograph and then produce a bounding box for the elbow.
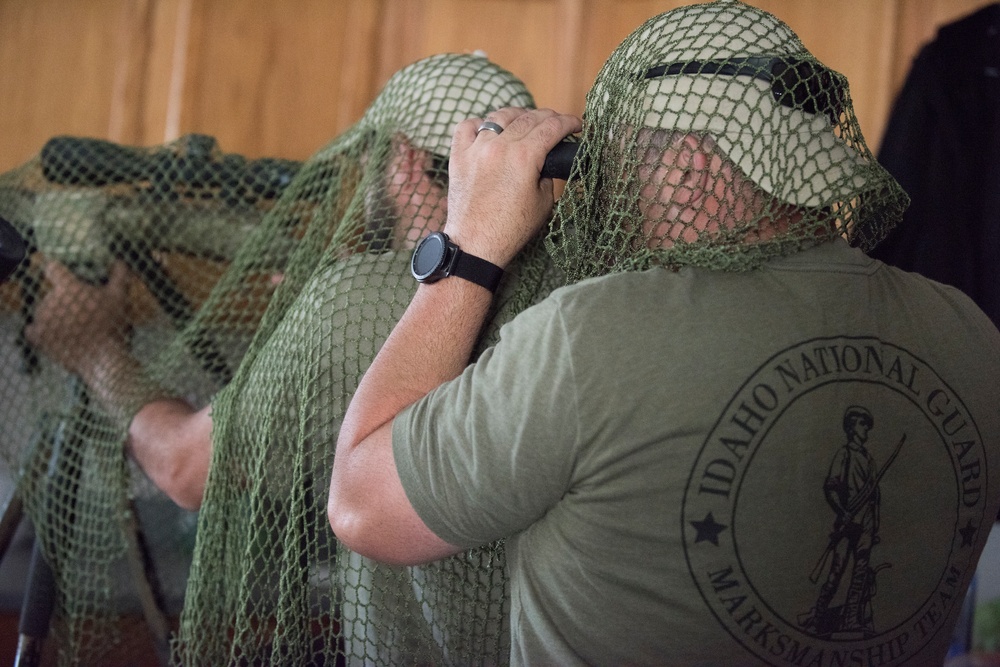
[327,488,343,539]
[327,510,414,566]
[162,464,206,512]
[168,485,204,513]
[129,399,210,512]
[328,478,458,567]
[327,468,383,560]
[327,487,365,556]
[148,446,207,511]
[327,430,367,549]
[327,471,355,546]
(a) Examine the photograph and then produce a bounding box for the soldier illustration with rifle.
[801,405,906,638]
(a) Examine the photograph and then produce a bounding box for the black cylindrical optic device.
[541,140,582,180]
[0,216,26,283]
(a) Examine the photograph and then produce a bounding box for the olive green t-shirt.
[395,239,1000,666]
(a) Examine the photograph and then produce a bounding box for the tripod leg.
[14,536,55,667]
[12,382,83,667]
[122,500,172,667]
[0,492,23,564]
[0,493,47,667]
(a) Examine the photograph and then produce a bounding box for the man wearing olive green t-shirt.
[330,3,1000,664]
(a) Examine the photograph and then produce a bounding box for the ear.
[674,133,711,207]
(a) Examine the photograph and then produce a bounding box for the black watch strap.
[450,248,504,293]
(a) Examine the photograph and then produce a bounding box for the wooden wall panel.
[175,0,382,160]
[0,0,127,171]
[137,0,194,147]
[0,0,996,173]
[374,0,576,114]
[108,0,170,146]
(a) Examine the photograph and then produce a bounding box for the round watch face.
[411,232,448,281]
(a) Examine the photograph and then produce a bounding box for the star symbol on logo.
[690,511,728,546]
[960,519,978,547]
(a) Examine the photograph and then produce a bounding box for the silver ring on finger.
[476,121,504,136]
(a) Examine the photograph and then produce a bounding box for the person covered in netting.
[330,1,1000,664]
[0,129,300,665]
[26,53,563,664]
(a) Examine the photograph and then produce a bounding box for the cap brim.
[642,75,867,208]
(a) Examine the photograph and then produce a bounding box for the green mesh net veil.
[546,0,909,280]
[0,53,563,665]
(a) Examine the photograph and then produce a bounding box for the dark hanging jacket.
[869,3,1000,332]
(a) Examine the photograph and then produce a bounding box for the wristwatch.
[411,231,504,293]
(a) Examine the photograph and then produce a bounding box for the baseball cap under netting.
[0,53,559,665]
[546,0,908,280]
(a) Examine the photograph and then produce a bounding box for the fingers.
[455,107,582,162]
[454,107,529,145]
[476,107,546,135]
[452,116,481,150]
[40,259,131,304]
[475,107,581,148]
[106,261,131,295]
[26,259,133,374]
[42,258,76,286]
[443,107,582,267]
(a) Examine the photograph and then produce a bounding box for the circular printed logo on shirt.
[682,336,988,666]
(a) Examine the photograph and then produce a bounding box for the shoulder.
[294,251,415,325]
[874,259,1000,342]
[492,270,663,346]
[537,268,689,314]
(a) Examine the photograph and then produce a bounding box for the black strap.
[452,249,504,293]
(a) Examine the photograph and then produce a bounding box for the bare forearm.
[329,272,490,563]
[127,399,213,511]
[82,345,213,511]
[78,344,160,419]
[338,278,492,455]
[24,260,213,510]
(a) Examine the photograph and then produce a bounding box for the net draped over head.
[176,52,557,666]
[547,0,910,280]
[0,52,563,666]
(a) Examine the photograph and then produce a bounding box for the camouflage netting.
[0,1,912,664]
[547,0,909,280]
[0,129,297,665]
[0,53,560,666]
